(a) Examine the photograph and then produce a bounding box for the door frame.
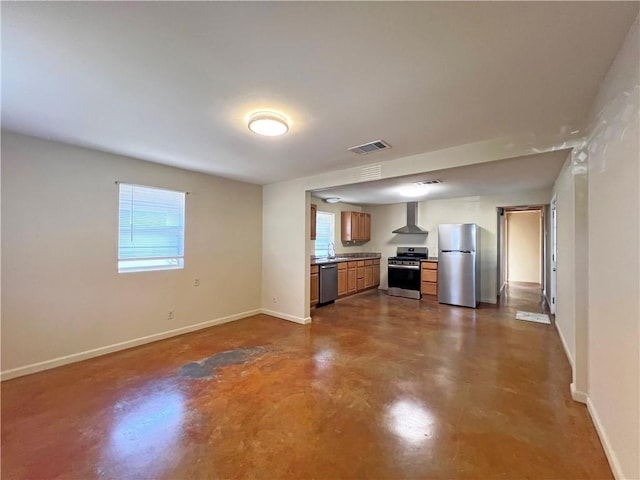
[549,196,557,314]
[498,205,546,295]
[496,207,507,298]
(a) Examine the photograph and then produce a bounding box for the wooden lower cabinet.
[337,263,348,296]
[422,270,437,282]
[373,259,380,286]
[347,262,357,294]
[312,258,379,306]
[310,265,319,306]
[421,261,438,297]
[364,260,373,288]
[421,282,437,296]
[356,261,365,291]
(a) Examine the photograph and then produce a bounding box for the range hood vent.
[348,139,391,155]
[392,202,428,234]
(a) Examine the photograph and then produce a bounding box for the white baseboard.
[480,297,497,304]
[554,319,574,369]
[587,397,623,479]
[261,309,311,325]
[570,383,588,404]
[0,308,261,381]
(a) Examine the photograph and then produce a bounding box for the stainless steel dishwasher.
[318,263,338,305]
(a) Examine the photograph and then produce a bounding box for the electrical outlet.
[272,296,277,304]
[168,310,175,320]
[194,278,200,287]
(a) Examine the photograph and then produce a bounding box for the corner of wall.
[587,397,626,480]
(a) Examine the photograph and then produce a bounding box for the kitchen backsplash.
[311,252,381,261]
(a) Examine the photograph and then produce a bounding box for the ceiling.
[312,149,570,205]
[2,2,638,185]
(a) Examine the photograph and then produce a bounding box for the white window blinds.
[118,183,186,273]
[314,211,335,256]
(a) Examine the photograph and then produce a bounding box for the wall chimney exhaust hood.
[392,202,428,234]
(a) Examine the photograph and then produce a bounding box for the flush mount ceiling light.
[399,185,429,197]
[324,197,341,204]
[247,111,289,136]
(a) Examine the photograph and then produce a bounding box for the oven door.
[388,264,421,299]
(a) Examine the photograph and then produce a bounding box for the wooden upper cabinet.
[341,212,354,241]
[341,211,371,243]
[352,212,360,240]
[363,213,371,241]
[310,204,317,240]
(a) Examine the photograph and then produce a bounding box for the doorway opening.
[497,206,547,305]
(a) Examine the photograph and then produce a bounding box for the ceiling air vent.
[348,139,391,155]
[415,179,442,185]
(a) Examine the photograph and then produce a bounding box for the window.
[314,211,335,256]
[118,183,186,273]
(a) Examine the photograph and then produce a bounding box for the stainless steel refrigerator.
[438,223,479,308]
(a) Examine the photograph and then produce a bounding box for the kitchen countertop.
[311,253,381,265]
[421,257,439,262]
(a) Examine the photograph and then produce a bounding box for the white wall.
[1,132,263,377]
[366,202,428,291]
[583,14,639,480]
[506,210,542,283]
[367,190,551,302]
[553,155,577,374]
[262,180,311,324]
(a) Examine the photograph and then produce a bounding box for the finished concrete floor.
[1,283,611,479]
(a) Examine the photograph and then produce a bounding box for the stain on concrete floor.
[179,346,266,379]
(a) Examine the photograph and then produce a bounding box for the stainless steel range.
[387,247,428,299]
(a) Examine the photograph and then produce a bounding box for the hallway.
[1,284,610,479]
